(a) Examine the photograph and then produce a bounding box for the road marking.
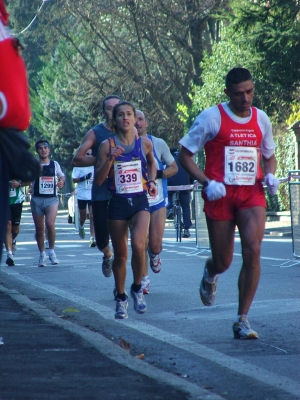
[2,271,300,398]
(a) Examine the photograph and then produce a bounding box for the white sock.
[40,251,46,256]
[236,314,247,322]
[7,251,13,258]
[204,266,217,283]
[142,276,149,282]
[49,249,55,255]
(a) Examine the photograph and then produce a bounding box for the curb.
[0,284,224,400]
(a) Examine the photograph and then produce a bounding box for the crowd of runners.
[1,55,281,338]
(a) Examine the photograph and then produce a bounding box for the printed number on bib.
[85,179,93,190]
[9,187,17,197]
[39,176,55,195]
[224,147,257,186]
[114,160,143,194]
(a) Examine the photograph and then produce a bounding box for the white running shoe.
[142,277,150,294]
[149,253,161,274]
[115,299,128,319]
[130,286,147,314]
[49,253,59,265]
[233,315,258,339]
[38,254,47,267]
[89,237,96,247]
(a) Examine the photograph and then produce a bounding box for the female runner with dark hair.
[95,101,157,319]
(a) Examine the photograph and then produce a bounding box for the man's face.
[224,80,255,117]
[36,144,50,160]
[103,98,120,123]
[135,111,148,137]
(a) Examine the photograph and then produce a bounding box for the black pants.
[0,149,9,263]
[92,200,109,251]
[167,190,192,230]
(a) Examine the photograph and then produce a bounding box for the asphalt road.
[1,204,299,400]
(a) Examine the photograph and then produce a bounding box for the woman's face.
[114,105,136,132]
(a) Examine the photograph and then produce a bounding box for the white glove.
[205,180,226,201]
[265,173,280,195]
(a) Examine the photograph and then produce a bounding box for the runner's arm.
[178,146,208,184]
[94,140,124,186]
[263,154,277,176]
[72,130,97,167]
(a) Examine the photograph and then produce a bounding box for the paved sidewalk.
[0,285,222,400]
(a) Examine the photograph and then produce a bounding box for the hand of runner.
[205,180,226,201]
[265,173,280,195]
[109,146,124,161]
[148,181,158,197]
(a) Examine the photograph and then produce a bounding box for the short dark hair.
[170,146,179,155]
[101,95,121,112]
[35,139,50,151]
[225,68,253,90]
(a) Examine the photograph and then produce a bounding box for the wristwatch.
[202,180,210,188]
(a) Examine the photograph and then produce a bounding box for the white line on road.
[2,271,300,398]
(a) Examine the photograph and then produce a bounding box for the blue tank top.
[91,123,115,201]
[108,137,149,198]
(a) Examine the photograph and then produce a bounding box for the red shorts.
[203,182,266,221]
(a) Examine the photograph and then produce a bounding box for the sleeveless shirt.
[204,104,263,183]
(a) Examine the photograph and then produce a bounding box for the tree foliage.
[18,0,227,166]
[228,0,300,122]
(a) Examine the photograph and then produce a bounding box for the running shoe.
[44,240,49,249]
[113,287,128,300]
[102,255,113,277]
[12,240,17,255]
[38,254,47,267]
[115,298,128,319]
[142,277,150,294]
[79,226,85,239]
[183,229,191,238]
[149,253,161,274]
[89,237,97,247]
[49,253,59,265]
[199,272,218,306]
[233,315,258,339]
[130,286,147,314]
[6,255,15,266]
